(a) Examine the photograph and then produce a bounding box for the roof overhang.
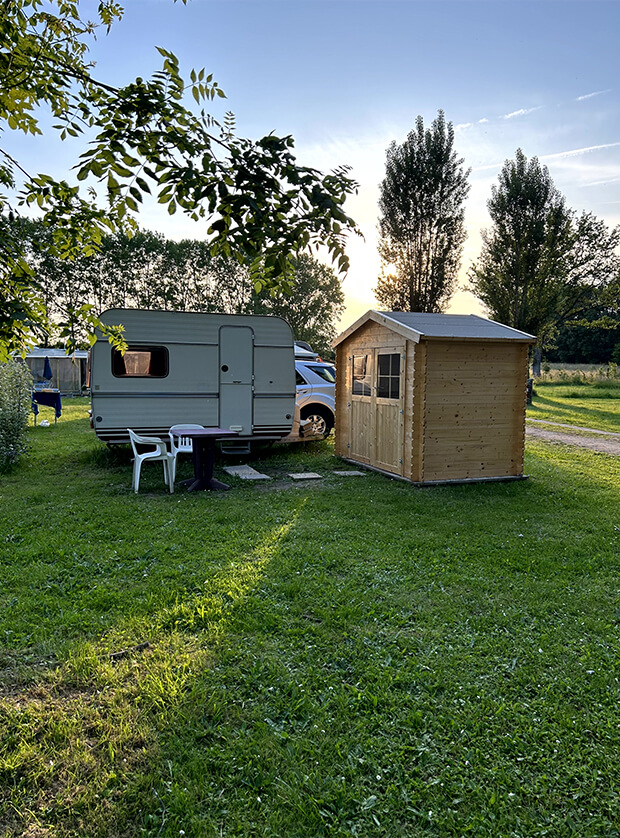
[333,310,423,348]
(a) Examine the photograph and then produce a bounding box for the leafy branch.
[1,0,360,356]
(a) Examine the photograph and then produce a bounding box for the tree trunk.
[532,344,542,377]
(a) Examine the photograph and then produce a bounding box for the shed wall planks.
[334,343,350,457]
[333,316,532,485]
[410,340,427,483]
[402,340,417,481]
[421,340,528,482]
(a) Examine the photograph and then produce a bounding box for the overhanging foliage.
[0,0,360,358]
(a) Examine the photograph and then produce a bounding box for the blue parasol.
[43,356,53,382]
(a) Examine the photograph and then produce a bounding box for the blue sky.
[9,0,620,327]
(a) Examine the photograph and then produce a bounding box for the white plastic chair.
[128,429,175,493]
[168,424,204,483]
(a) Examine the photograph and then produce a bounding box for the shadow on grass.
[0,501,306,837]
[529,393,620,430]
[3,428,620,836]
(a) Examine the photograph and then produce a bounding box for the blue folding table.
[32,389,62,426]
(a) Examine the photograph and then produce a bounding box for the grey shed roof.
[334,311,536,346]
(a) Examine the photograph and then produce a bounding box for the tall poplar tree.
[469,149,620,374]
[375,110,470,312]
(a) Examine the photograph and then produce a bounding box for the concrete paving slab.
[288,472,322,480]
[333,470,367,476]
[223,465,272,480]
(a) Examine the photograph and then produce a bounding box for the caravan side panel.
[253,344,296,436]
[91,341,221,443]
[91,309,295,444]
[92,395,220,442]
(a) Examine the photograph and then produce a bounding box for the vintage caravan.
[90,309,297,446]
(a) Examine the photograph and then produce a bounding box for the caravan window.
[112,346,169,378]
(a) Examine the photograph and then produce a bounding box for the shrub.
[0,360,33,470]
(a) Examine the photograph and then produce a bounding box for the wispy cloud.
[456,117,490,132]
[502,106,541,120]
[576,89,611,101]
[472,162,504,172]
[472,142,620,174]
[541,142,620,161]
[583,176,620,188]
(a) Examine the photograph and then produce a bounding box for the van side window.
[112,346,169,378]
[352,354,371,396]
[305,364,336,384]
[377,353,400,399]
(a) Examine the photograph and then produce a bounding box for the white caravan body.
[90,309,296,445]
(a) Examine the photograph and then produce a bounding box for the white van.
[295,359,336,437]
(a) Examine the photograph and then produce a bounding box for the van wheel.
[300,406,334,438]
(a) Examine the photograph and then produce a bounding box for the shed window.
[352,354,371,396]
[377,353,400,399]
[112,346,169,378]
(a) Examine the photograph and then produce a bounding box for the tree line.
[376,112,620,372]
[0,1,358,360]
[9,219,344,359]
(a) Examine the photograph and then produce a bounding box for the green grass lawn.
[1,396,620,837]
[528,378,620,433]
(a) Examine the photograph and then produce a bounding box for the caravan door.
[219,326,254,433]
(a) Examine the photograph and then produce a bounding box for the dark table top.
[169,427,239,440]
[32,389,62,416]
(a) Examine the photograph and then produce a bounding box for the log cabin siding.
[420,341,527,481]
[334,312,534,485]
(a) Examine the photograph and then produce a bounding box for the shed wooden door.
[349,346,404,475]
[374,348,405,474]
[349,350,373,463]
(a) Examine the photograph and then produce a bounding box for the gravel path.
[525,421,620,456]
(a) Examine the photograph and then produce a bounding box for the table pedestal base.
[179,476,231,492]
[170,427,239,492]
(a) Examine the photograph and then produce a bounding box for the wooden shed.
[22,347,89,395]
[333,311,536,485]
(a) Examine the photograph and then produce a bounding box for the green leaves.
[469,150,620,349]
[1,0,360,358]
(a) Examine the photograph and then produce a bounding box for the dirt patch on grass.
[0,666,157,838]
[526,425,620,456]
